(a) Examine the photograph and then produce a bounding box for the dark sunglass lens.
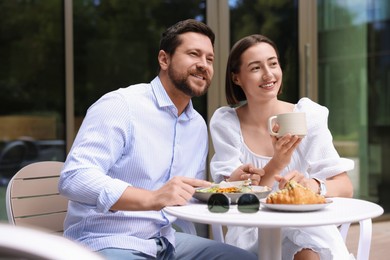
[237,194,260,213]
[208,193,230,213]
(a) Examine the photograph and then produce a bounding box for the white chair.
[210,218,372,260]
[0,223,104,260]
[6,161,67,232]
[6,161,196,235]
[340,219,373,260]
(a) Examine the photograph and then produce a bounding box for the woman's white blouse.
[210,97,354,189]
[209,97,355,259]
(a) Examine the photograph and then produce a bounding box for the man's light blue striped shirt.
[58,76,208,257]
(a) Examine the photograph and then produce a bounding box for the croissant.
[266,180,326,204]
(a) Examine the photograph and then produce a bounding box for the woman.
[209,34,355,260]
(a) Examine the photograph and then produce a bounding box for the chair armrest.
[357,219,372,260]
[211,224,224,243]
[339,222,351,242]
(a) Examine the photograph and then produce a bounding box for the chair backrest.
[6,161,198,237]
[6,161,67,233]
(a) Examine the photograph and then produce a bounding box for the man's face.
[167,32,214,97]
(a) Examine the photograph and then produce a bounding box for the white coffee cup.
[268,112,307,138]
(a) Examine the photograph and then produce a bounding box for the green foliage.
[0,0,64,115]
[0,0,205,117]
[71,0,206,115]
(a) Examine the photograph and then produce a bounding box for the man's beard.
[168,66,210,97]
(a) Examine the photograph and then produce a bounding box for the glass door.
[314,0,390,212]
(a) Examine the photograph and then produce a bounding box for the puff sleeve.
[209,107,243,183]
[296,98,354,179]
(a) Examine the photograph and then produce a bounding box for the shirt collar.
[151,76,196,120]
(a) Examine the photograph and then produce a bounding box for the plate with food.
[260,198,333,212]
[194,180,271,204]
[260,180,332,212]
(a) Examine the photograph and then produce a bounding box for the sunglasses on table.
[207,193,260,213]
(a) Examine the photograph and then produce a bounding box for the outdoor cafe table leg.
[259,227,282,260]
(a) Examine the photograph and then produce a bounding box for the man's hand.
[152,176,211,209]
[111,177,211,211]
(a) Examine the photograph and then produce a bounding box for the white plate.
[260,198,333,212]
[193,186,271,204]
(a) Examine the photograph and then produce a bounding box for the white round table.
[164,197,384,260]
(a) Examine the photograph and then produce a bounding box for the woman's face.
[233,42,282,101]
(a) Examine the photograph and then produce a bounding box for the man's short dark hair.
[159,19,215,56]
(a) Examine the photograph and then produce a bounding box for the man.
[59,19,256,259]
